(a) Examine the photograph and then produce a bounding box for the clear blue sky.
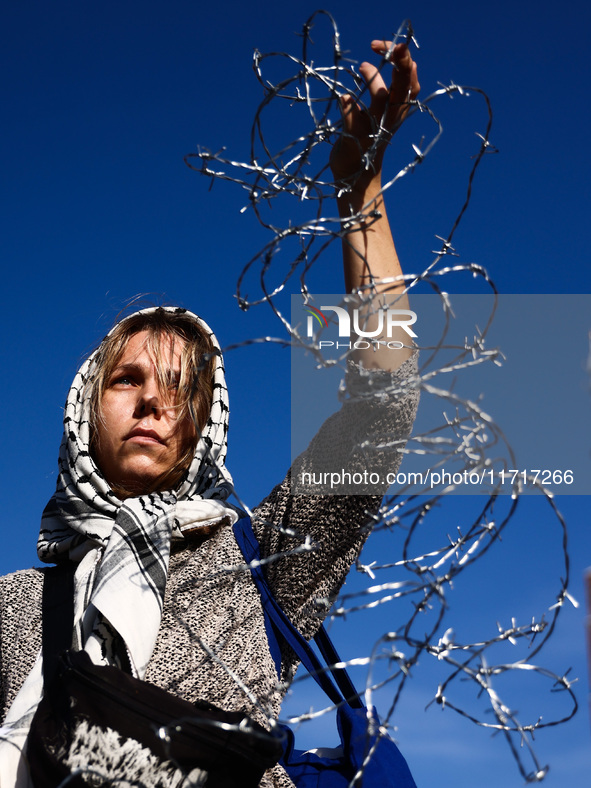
[1,1,590,786]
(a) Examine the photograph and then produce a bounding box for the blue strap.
[233,517,363,710]
[313,626,360,706]
[234,517,419,788]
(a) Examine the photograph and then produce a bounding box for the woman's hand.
[330,41,420,193]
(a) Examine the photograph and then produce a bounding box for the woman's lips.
[125,428,165,445]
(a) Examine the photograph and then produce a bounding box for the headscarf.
[0,306,239,782]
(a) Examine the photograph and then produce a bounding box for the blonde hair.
[88,308,216,496]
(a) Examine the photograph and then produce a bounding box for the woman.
[0,41,420,787]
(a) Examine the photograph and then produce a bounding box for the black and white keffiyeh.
[37,306,238,676]
[1,307,239,781]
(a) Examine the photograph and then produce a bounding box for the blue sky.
[2,1,590,785]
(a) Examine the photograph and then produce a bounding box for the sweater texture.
[0,355,419,787]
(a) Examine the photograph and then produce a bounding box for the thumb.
[338,93,358,134]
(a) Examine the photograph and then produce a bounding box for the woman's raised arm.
[331,41,420,370]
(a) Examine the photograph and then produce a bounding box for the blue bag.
[233,517,418,788]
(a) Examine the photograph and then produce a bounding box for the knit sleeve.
[251,352,419,637]
[0,589,4,719]
[0,569,44,722]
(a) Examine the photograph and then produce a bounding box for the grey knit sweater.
[0,356,419,787]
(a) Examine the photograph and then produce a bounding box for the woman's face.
[93,330,195,497]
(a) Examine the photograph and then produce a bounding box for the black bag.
[28,564,282,788]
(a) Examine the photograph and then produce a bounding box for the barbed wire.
[2,10,577,788]
[187,10,578,785]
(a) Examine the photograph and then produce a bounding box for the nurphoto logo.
[305,304,418,350]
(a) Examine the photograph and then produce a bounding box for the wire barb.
[181,12,577,785]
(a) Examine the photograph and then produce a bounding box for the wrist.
[336,177,384,216]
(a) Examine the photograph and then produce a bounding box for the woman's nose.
[135,386,162,418]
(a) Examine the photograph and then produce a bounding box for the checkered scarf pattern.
[37,306,238,677]
[0,307,240,784]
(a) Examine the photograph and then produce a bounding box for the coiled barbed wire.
[0,13,578,788]
[185,11,578,784]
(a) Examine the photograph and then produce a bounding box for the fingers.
[371,40,420,98]
[358,61,389,116]
[360,40,419,129]
[370,40,413,71]
[330,38,419,181]
[343,39,419,123]
[338,93,358,134]
[338,92,371,140]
